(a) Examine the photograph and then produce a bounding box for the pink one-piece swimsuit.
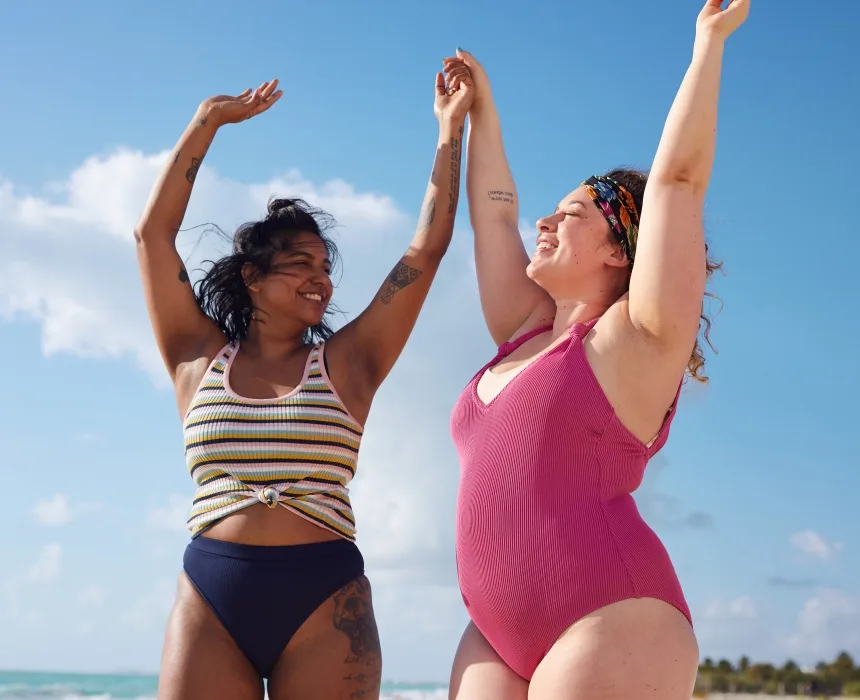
[450,319,692,680]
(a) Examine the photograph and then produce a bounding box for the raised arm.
[328,68,474,396]
[134,80,282,379]
[627,1,749,356]
[444,50,554,346]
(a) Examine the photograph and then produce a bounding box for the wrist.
[194,104,221,132]
[693,29,726,55]
[438,117,466,138]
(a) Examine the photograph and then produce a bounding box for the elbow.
[650,164,710,196]
[420,240,451,263]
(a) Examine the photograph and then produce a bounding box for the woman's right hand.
[198,79,283,129]
[443,50,492,114]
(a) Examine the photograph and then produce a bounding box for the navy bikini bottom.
[183,536,365,678]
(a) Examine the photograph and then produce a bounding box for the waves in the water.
[0,671,447,699]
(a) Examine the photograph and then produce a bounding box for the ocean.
[0,671,448,699]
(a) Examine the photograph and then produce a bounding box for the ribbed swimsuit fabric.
[183,342,363,539]
[450,319,691,680]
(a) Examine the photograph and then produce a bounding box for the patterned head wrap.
[582,176,640,264]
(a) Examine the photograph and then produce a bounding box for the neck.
[241,317,308,360]
[550,299,612,339]
[546,270,628,337]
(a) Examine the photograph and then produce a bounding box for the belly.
[455,480,689,641]
[202,503,343,546]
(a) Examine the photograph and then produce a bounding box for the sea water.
[0,670,448,699]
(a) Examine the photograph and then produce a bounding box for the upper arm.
[470,217,555,345]
[135,233,225,378]
[326,246,443,396]
[627,182,707,356]
[464,115,553,345]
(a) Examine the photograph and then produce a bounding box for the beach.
[0,670,447,699]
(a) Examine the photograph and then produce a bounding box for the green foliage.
[696,651,858,696]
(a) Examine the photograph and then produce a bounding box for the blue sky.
[1,0,858,682]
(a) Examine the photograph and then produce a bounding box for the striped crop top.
[182,342,363,540]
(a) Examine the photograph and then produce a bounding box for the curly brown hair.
[603,167,721,383]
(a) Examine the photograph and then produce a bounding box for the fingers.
[261,78,279,100]
[435,72,446,96]
[247,88,283,119]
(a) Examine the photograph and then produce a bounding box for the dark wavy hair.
[602,167,722,384]
[194,197,340,345]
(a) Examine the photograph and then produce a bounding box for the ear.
[241,263,261,292]
[605,240,630,269]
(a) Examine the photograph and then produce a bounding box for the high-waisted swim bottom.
[183,536,364,677]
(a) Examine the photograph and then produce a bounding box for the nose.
[536,213,558,233]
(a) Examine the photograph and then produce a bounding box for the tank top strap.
[498,324,554,360]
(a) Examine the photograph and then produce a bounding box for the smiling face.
[245,231,334,329]
[526,185,630,300]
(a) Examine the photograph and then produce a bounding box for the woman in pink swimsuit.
[444,2,750,698]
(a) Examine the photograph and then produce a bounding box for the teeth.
[537,242,557,251]
[300,293,323,302]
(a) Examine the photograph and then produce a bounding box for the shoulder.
[585,299,686,444]
[173,339,232,417]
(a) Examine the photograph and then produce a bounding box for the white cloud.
[0,148,410,383]
[702,595,759,621]
[25,543,62,584]
[33,493,100,526]
[785,589,860,659]
[146,494,190,532]
[789,530,843,560]
[78,584,108,610]
[124,578,175,631]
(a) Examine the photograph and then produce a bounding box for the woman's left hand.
[434,63,474,123]
[697,0,750,40]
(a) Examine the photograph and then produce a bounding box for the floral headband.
[582,176,640,264]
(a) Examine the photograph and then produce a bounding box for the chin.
[526,259,550,286]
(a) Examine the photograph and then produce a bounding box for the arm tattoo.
[488,190,515,204]
[185,157,203,184]
[447,125,464,214]
[198,116,208,127]
[417,195,436,233]
[332,577,382,698]
[178,266,189,283]
[379,259,422,305]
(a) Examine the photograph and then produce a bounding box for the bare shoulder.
[585,299,687,445]
[172,338,227,419]
[320,329,372,426]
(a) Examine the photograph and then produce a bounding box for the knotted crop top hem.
[183,341,363,541]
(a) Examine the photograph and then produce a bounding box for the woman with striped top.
[134,68,473,700]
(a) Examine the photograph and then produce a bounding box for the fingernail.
[457,47,465,52]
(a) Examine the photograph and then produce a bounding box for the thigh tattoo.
[333,577,382,699]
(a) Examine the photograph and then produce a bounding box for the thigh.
[449,622,529,700]
[267,575,382,700]
[157,573,263,700]
[528,599,699,700]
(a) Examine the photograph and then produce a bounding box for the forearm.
[650,34,724,192]
[409,117,466,259]
[466,99,520,230]
[134,107,218,243]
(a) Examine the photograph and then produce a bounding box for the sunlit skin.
[242,233,335,341]
[444,0,750,697]
[526,187,630,308]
